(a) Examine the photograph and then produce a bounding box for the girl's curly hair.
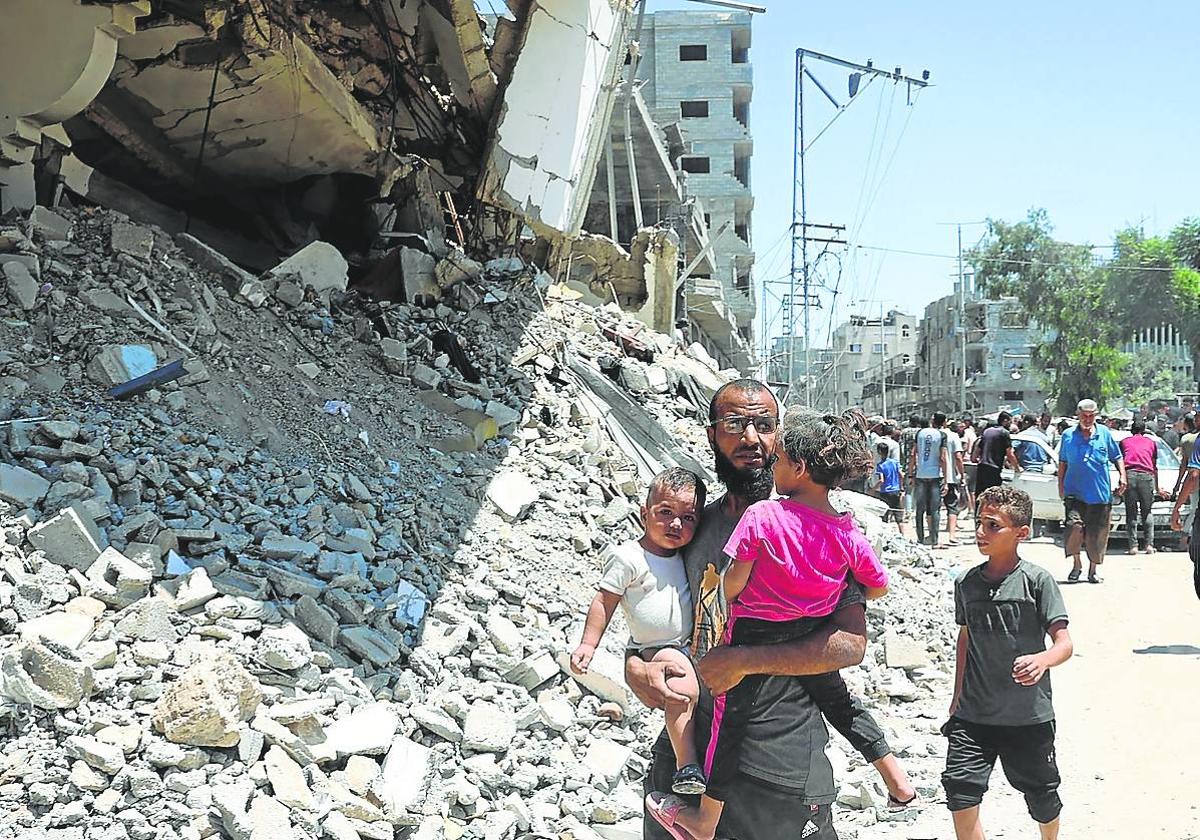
[781,408,876,488]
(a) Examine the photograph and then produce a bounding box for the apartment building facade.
[824,310,919,412]
[636,10,756,369]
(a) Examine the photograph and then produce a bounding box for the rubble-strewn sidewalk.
[2,208,959,840]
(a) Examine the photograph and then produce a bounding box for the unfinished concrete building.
[634,10,757,371]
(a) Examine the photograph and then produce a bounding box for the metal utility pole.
[958,224,966,414]
[786,49,930,409]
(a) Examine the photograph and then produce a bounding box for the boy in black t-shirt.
[943,486,1073,840]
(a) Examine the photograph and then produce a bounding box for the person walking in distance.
[1172,413,1197,498]
[900,416,924,537]
[1118,418,1164,555]
[973,411,1021,501]
[910,413,950,547]
[943,419,966,546]
[1058,399,1126,583]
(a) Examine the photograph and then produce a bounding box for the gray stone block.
[26,505,105,571]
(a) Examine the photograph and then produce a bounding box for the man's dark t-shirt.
[979,425,1013,470]
[651,496,866,800]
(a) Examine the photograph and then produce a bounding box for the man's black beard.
[714,448,777,502]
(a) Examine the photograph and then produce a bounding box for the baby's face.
[641,487,700,553]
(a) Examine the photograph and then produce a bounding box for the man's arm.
[1005,445,1022,472]
[1171,468,1199,531]
[1113,456,1127,496]
[696,602,866,695]
[1058,458,1068,498]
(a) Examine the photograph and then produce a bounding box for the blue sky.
[646,1,1200,356]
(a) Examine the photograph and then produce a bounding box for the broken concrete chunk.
[504,650,559,691]
[152,649,262,747]
[85,546,152,608]
[3,261,38,310]
[461,702,516,754]
[486,471,538,522]
[0,639,94,710]
[435,248,483,290]
[268,241,348,301]
[400,247,439,305]
[0,463,50,507]
[265,745,315,810]
[257,623,313,670]
[410,363,442,391]
[29,206,71,241]
[374,735,432,813]
[26,505,105,572]
[110,221,154,260]
[556,646,630,711]
[65,735,126,775]
[582,739,632,791]
[19,612,95,649]
[884,630,933,671]
[339,626,400,668]
[324,702,399,758]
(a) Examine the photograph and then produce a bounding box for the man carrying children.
[622,379,914,840]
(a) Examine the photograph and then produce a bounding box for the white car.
[1004,430,1191,545]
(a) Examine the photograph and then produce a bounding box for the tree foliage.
[969,210,1200,414]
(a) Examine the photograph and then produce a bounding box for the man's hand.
[1171,506,1185,532]
[697,646,747,695]
[570,644,595,675]
[1116,480,1128,497]
[625,655,690,710]
[1012,653,1049,686]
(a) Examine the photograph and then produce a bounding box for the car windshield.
[1157,440,1180,468]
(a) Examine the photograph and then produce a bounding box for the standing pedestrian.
[943,420,965,546]
[1058,398,1126,583]
[1169,432,1200,599]
[1037,412,1058,449]
[900,416,924,536]
[1118,419,1162,555]
[974,411,1021,500]
[910,412,950,547]
[871,442,904,529]
[1173,414,1197,498]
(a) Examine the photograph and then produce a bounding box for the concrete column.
[0,0,148,211]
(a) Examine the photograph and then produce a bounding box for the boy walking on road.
[943,486,1074,840]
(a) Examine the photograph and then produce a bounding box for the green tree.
[1117,348,1193,408]
[969,210,1124,413]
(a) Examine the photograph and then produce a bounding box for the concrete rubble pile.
[0,204,745,840]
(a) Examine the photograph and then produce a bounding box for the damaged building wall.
[477,0,633,239]
[0,0,149,212]
[559,227,678,336]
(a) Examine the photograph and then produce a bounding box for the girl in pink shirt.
[648,408,890,840]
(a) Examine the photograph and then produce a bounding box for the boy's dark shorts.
[941,717,1062,824]
[942,484,960,515]
[1063,498,1111,533]
[880,492,902,522]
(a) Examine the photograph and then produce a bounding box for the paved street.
[870,538,1200,839]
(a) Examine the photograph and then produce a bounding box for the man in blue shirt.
[1058,398,1126,584]
[1169,434,1200,599]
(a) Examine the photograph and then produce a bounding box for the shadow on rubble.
[0,193,719,709]
[1132,645,1200,656]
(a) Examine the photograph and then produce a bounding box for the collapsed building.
[0,0,754,370]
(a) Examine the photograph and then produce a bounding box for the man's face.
[707,389,780,500]
[1079,409,1098,431]
[1039,415,1051,430]
[707,390,779,472]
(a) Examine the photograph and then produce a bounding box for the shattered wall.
[477,0,633,239]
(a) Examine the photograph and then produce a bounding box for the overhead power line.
[849,243,1184,273]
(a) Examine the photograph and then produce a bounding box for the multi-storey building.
[635,10,756,370]
[824,310,919,412]
[917,286,1052,416]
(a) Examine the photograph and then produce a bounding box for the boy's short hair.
[976,485,1032,528]
[876,441,890,458]
[646,467,706,512]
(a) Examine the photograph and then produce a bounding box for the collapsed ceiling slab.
[476,0,633,239]
[110,15,385,183]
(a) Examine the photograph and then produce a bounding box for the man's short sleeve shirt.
[954,560,1068,726]
[1059,424,1121,504]
[945,432,963,484]
[915,428,947,479]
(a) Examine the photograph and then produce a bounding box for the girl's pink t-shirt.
[722,498,889,622]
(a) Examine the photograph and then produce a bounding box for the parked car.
[1005,430,1192,546]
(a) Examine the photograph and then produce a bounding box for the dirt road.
[866,538,1200,839]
